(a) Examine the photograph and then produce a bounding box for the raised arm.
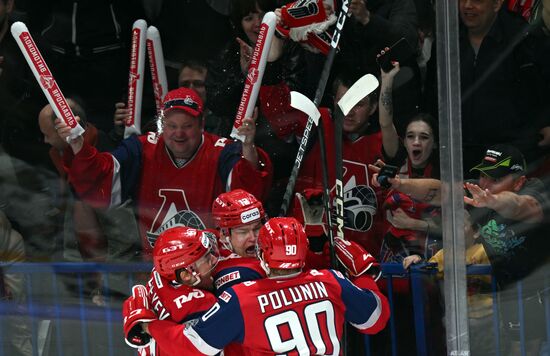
[378,60,401,159]
[464,182,544,223]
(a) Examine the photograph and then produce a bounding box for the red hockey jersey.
[295,110,386,256]
[139,269,217,356]
[148,269,389,355]
[65,132,272,256]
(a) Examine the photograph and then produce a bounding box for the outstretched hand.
[463,182,497,208]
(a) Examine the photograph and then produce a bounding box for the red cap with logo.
[162,87,204,118]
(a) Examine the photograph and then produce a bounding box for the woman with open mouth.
[377,60,439,180]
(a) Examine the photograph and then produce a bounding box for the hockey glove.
[122,285,157,348]
[334,238,381,281]
[293,189,327,237]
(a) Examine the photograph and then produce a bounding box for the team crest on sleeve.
[219,291,232,303]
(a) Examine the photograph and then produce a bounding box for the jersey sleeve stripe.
[110,156,122,207]
[349,291,383,330]
[183,326,222,355]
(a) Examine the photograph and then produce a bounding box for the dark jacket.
[459,10,545,171]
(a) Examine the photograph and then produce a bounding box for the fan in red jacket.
[123,217,390,355]
[55,87,273,258]
[293,72,386,256]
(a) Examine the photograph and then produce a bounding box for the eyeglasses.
[179,80,205,88]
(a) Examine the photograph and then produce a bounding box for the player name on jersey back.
[257,281,329,314]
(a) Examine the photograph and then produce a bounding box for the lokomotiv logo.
[240,208,260,223]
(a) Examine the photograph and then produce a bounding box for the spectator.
[377,61,441,266]
[425,1,546,175]
[0,0,47,167]
[26,1,145,132]
[294,69,385,256]
[344,0,422,131]
[379,62,439,179]
[55,87,272,259]
[124,217,390,355]
[178,60,225,137]
[404,208,493,356]
[372,143,550,355]
[0,210,31,356]
[38,99,141,300]
[206,0,307,216]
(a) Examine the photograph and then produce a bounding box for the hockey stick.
[231,11,277,142]
[279,0,351,217]
[11,22,85,140]
[289,91,339,269]
[333,74,379,239]
[146,26,169,115]
[125,19,147,138]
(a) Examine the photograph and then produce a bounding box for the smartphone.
[376,37,415,72]
[377,164,399,189]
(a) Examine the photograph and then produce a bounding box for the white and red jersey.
[295,110,386,255]
[65,132,272,257]
[139,269,218,356]
[148,269,390,356]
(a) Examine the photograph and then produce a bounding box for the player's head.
[257,217,309,277]
[212,189,266,258]
[159,88,204,160]
[153,226,219,289]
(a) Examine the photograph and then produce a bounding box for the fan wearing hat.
[464,144,543,223]
[371,143,549,352]
[54,87,273,258]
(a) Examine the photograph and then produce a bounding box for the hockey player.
[211,189,267,293]
[55,87,273,257]
[129,226,219,355]
[123,217,390,355]
[211,189,330,294]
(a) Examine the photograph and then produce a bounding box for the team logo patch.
[240,208,260,224]
[247,67,259,85]
[40,75,54,89]
[219,291,232,303]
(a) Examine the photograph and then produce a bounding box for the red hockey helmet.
[153,226,219,283]
[257,217,309,270]
[212,189,266,229]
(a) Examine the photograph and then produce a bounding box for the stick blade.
[337,74,379,116]
[290,91,320,125]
